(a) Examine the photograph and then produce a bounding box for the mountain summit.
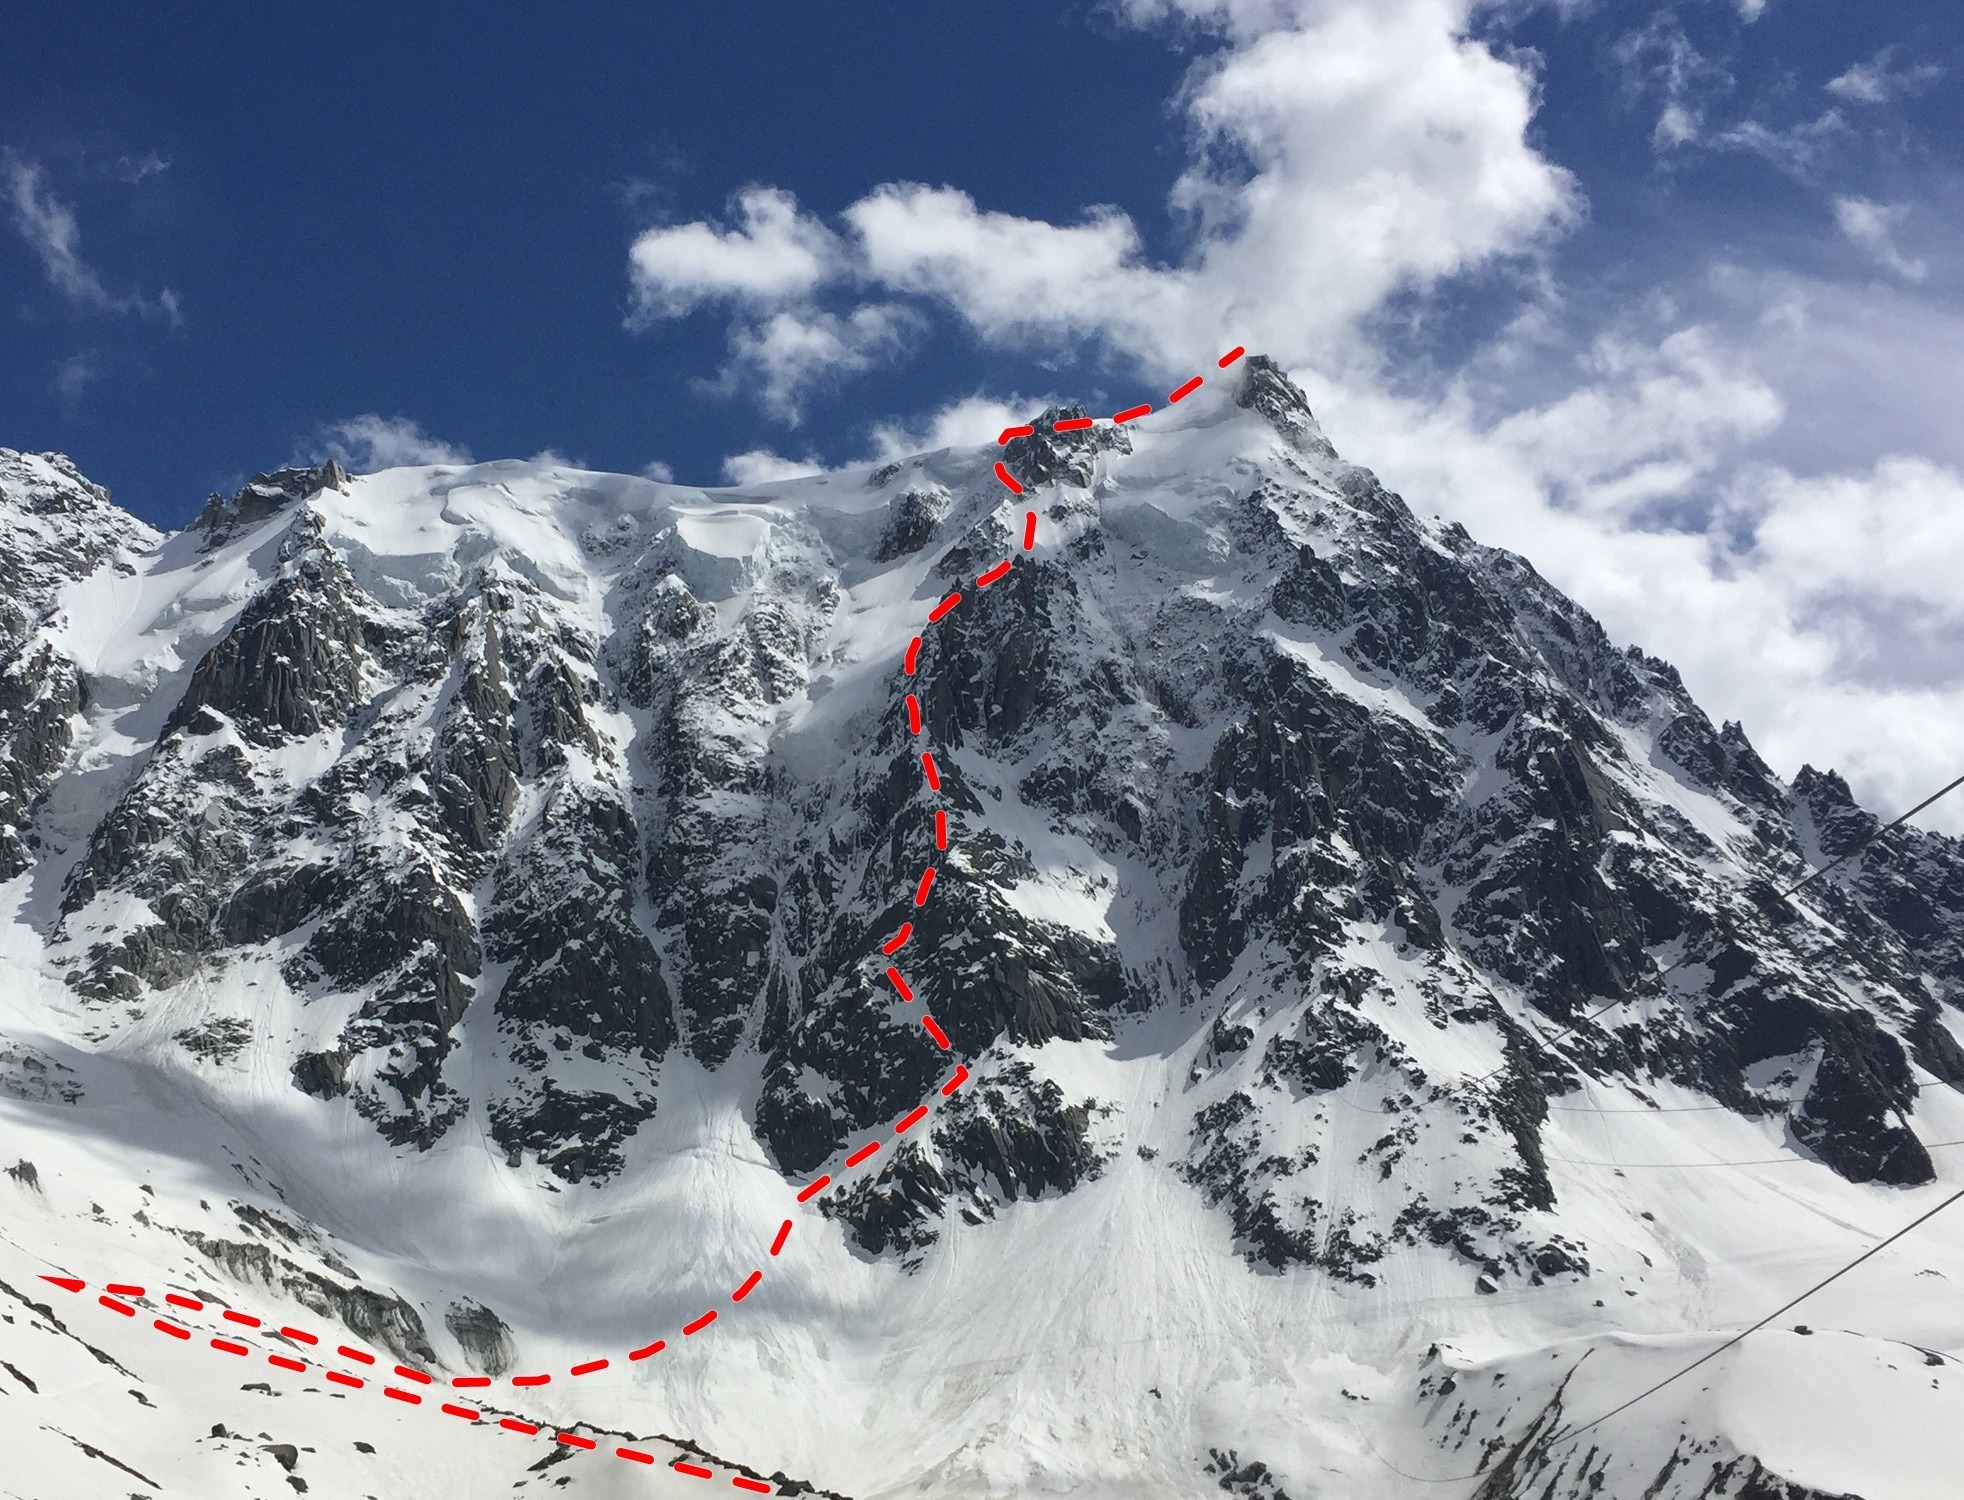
[3,361,1962,1498]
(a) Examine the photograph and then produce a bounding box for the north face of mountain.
[3,366,1963,1499]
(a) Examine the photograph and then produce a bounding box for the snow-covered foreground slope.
[4,364,1964,1498]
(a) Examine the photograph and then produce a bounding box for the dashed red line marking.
[52,346,1241,1487]
[885,966,915,1002]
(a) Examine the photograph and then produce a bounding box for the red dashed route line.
[36,343,1247,1492]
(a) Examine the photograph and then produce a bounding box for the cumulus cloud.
[1826,47,1944,105]
[1832,197,1926,282]
[866,391,1062,460]
[628,185,844,320]
[719,448,828,486]
[308,414,472,471]
[2,151,182,323]
[627,0,1576,397]
[717,303,921,422]
[639,459,676,483]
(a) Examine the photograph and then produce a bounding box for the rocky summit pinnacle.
[2,370,1961,1499]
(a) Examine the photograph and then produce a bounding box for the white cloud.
[1826,47,1944,105]
[53,350,100,403]
[1831,197,1927,282]
[639,459,676,483]
[2,151,182,323]
[113,151,172,184]
[866,391,1062,460]
[308,414,472,471]
[1709,109,1849,180]
[1609,14,1733,151]
[627,185,845,321]
[627,0,1576,390]
[718,303,920,423]
[718,448,828,486]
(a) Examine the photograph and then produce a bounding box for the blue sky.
[5,0,1963,828]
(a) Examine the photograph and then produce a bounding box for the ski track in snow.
[22,351,1252,1495]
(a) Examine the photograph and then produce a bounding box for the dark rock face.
[6,356,1964,1316]
[166,516,367,743]
[192,462,345,536]
[874,486,952,562]
[0,450,157,878]
[999,404,1132,491]
[443,1299,514,1375]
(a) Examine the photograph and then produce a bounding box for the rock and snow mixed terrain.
[3,362,1964,1498]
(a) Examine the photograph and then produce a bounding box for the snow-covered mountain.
[4,362,1964,1499]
